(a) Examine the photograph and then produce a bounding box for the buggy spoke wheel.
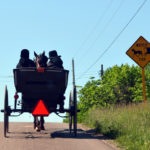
[69,91,73,133]
[73,87,77,136]
[4,86,9,137]
[69,115,72,133]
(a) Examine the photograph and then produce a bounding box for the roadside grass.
[84,102,150,150]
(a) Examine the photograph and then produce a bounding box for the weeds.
[84,102,150,150]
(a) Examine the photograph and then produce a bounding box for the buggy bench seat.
[13,68,69,99]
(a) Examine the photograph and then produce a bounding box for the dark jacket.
[16,58,35,68]
[47,56,63,69]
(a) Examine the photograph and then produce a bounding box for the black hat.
[21,49,29,58]
[49,50,61,58]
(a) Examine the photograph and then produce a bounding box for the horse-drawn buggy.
[1,60,78,137]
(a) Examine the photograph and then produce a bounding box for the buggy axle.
[1,108,76,114]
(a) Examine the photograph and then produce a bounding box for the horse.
[34,51,48,68]
[33,51,48,131]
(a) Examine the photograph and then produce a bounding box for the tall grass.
[84,102,150,150]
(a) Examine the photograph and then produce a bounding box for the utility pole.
[72,59,75,88]
[101,64,104,79]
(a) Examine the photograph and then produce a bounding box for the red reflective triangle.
[37,67,44,72]
[32,100,49,116]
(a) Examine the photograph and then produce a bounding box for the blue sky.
[0,0,149,122]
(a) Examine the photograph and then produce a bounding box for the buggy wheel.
[73,86,77,136]
[69,91,73,133]
[72,59,77,136]
[4,86,9,137]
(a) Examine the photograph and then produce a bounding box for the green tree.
[77,64,150,122]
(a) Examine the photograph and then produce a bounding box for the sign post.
[126,36,150,103]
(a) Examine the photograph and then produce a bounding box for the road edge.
[78,124,123,150]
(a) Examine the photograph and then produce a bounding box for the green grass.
[84,102,150,150]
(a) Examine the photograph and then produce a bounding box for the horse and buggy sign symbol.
[126,36,150,68]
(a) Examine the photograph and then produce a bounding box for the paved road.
[0,122,118,150]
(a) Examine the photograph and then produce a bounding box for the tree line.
[77,64,150,122]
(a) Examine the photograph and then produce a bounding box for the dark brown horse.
[34,51,48,68]
[34,51,48,131]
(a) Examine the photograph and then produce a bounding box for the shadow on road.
[5,128,108,140]
[5,131,50,139]
[50,129,108,140]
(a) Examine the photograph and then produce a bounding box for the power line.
[73,0,114,59]
[77,0,148,80]
[76,0,124,66]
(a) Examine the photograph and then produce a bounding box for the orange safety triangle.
[32,100,50,116]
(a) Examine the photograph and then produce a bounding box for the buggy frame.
[1,59,78,137]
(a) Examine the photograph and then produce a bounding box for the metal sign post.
[126,36,150,103]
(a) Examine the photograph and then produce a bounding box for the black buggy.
[1,61,78,137]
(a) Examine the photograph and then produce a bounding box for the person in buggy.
[47,50,64,69]
[16,49,35,68]
[47,50,65,111]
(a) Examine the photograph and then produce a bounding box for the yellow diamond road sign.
[126,36,150,68]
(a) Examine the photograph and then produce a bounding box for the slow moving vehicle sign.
[126,36,150,103]
[32,100,50,116]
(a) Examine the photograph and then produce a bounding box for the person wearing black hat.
[16,49,36,120]
[47,50,64,110]
[16,49,36,68]
[47,50,64,69]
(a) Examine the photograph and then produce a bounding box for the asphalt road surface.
[0,122,119,150]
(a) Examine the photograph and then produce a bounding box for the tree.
[77,64,150,122]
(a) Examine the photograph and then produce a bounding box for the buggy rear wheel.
[4,86,9,137]
[69,91,73,133]
[73,86,77,136]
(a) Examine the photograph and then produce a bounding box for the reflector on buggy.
[32,100,50,116]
